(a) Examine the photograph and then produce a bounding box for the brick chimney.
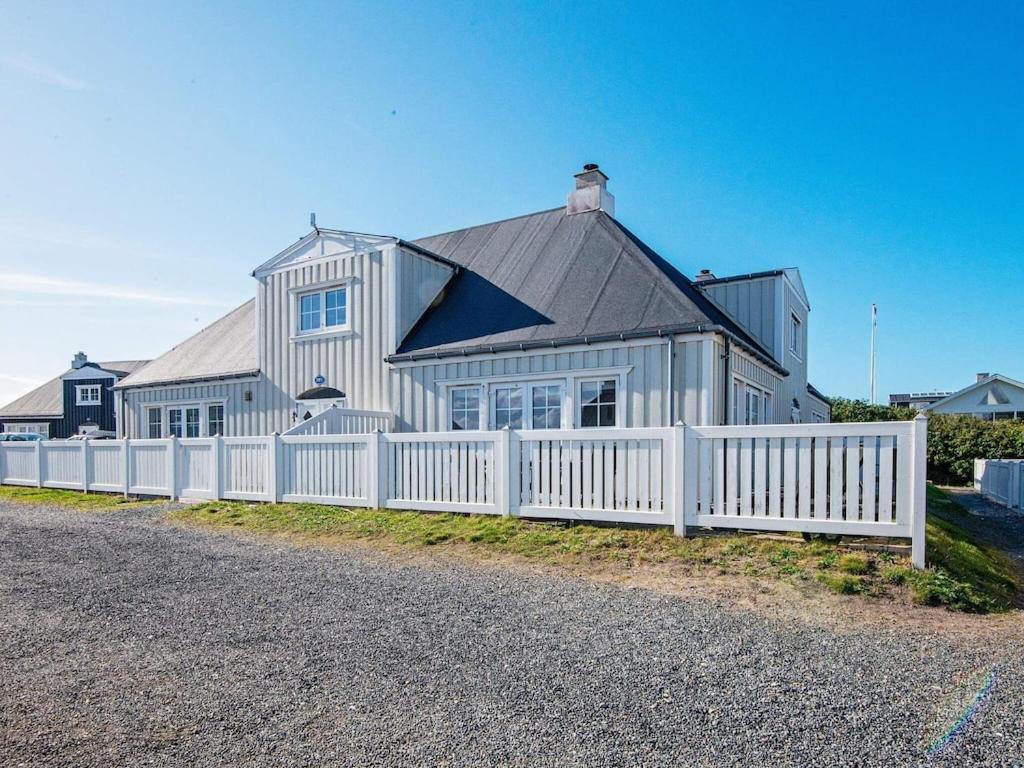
[977,372,990,382]
[567,163,615,217]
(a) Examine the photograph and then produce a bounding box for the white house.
[924,373,1024,420]
[114,165,828,438]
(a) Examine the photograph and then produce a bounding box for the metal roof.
[0,360,149,418]
[115,300,258,389]
[392,208,779,368]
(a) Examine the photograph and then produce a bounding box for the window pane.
[300,293,321,331]
[581,381,600,406]
[325,288,346,327]
[599,380,616,403]
[581,405,598,427]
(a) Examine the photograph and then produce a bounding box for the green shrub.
[817,572,864,595]
[836,554,870,575]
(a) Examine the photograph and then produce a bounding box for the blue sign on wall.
[314,374,326,385]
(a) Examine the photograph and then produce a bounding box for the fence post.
[366,431,381,508]
[910,414,928,569]
[672,422,687,537]
[35,440,43,488]
[167,437,177,501]
[508,428,521,517]
[81,439,89,493]
[123,439,130,498]
[376,431,389,509]
[497,427,511,517]
[268,433,280,503]
[211,435,222,500]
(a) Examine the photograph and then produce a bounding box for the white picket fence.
[0,416,928,566]
[975,459,1024,510]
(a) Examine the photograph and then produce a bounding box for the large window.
[450,387,481,430]
[147,407,162,438]
[297,285,348,336]
[167,406,200,438]
[3,423,49,436]
[208,404,225,436]
[579,379,617,427]
[76,384,102,405]
[485,382,563,430]
[789,312,802,359]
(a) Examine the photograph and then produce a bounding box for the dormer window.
[292,281,351,340]
[75,384,102,406]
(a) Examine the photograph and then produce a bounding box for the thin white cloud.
[0,374,45,387]
[4,55,93,91]
[0,273,228,307]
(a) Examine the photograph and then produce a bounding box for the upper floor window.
[76,384,102,406]
[296,285,348,336]
[579,378,617,427]
[789,312,802,359]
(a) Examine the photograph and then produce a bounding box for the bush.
[828,397,1024,486]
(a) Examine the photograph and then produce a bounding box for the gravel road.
[1,501,1021,767]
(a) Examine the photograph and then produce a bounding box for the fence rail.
[975,459,1024,510]
[0,417,928,567]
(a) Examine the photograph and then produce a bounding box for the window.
[296,284,349,336]
[166,406,201,438]
[579,379,617,427]
[76,384,102,405]
[207,404,225,436]
[450,387,481,430]
[299,293,321,332]
[4,423,49,436]
[789,313,802,359]
[732,381,740,425]
[531,384,562,429]
[492,385,523,429]
[147,407,162,439]
[745,389,761,425]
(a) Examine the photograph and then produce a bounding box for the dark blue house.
[0,353,149,439]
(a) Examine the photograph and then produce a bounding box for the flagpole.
[869,304,877,404]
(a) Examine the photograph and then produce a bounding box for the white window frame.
[789,312,803,360]
[733,377,774,425]
[144,399,228,438]
[4,422,49,436]
[290,278,353,342]
[146,406,162,439]
[488,380,566,430]
[75,384,102,406]
[448,385,485,431]
[576,375,624,429]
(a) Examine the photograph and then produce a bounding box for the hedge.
[829,398,1024,486]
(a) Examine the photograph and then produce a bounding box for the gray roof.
[116,300,258,389]
[395,208,779,368]
[0,360,149,418]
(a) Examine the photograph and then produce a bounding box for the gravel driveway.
[1,501,1021,767]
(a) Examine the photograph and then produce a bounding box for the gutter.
[114,369,262,391]
[722,336,732,425]
[388,324,789,376]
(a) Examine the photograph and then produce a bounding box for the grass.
[168,486,1022,613]
[0,485,162,511]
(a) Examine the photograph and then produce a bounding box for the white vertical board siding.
[129,440,171,494]
[688,422,913,536]
[516,428,672,525]
[0,444,38,485]
[89,442,125,491]
[395,248,453,341]
[124,378,264,440]
[280,435,369,504]
[384,433,500,514]
[703,277,777,354]
[178,439,216,498]
[222,438,271,500]
[391,339,673,433]
[40,442,83,489]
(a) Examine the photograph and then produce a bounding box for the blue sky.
[1,1,1021,405]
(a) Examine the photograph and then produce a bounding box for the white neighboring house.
[924,373,1024,420]
[114,165,829,438]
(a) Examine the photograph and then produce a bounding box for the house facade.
[115,166,827,438]
[0,354,148,438]
[923,373,1024,420]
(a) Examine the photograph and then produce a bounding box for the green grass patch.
[166,485,1022,613]
[0,485,162,511]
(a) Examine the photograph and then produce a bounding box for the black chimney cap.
[583,163,599,171]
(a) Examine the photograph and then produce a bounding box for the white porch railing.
[975,459,1024,510]
[283,407,392,436]
[0,416,929,567]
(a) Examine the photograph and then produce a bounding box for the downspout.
[665,333,675,425]
[722,336,732,425]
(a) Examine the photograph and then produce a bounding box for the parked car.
[67,432,116,441]
[0,433,46,441]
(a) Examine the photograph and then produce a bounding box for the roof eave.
[114,369,262,391]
